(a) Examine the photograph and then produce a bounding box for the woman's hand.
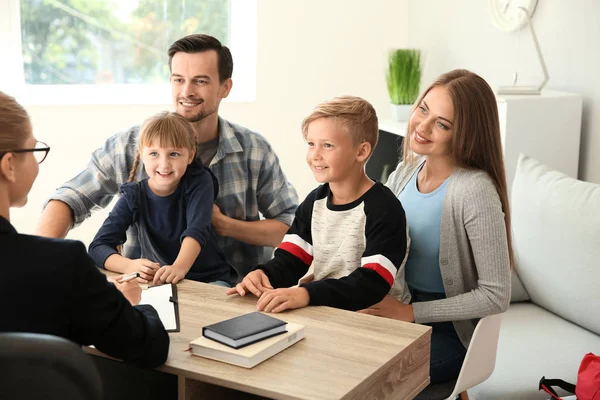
[113,275,142,306]
[358,295,415,322]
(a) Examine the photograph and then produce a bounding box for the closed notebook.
[202,312,287,349]
[190,322,305,368]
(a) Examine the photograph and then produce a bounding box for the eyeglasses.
[0,141,51,164]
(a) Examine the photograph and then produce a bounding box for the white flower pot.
[390,104,412,122]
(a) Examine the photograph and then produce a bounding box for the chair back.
[0,332,102,400]
[446,313,503,399]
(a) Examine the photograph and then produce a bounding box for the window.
[1,0,256,104]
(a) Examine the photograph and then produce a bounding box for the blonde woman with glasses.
[0,91,169,368]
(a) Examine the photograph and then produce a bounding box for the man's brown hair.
[168,34,233,83]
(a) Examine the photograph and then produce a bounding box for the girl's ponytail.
[128,152,140,183]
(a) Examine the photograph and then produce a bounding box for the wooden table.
[89,277,431,400]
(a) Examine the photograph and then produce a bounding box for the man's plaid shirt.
[47,117,299,278]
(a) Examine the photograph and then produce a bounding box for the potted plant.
[386,49,421,122]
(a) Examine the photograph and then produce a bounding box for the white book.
[139,284,179,332]
[189,322,305,368]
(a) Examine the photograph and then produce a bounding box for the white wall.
[10,0,409,244]
[17,0,597,246]
[406,0,600,184]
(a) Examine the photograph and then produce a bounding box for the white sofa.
[470,154,600,399]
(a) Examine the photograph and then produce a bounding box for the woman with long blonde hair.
[360,69,512,387]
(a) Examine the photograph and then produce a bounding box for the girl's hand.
[127,259,160,283]
[358,295,415,322]
[226,270,273,297]
[153,265,187,285]
[256,287,310,313]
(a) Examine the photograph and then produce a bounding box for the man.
[36,34,298,280]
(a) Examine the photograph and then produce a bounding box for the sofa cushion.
[510,269,529,303]
[470,303,600,400]
[511,154,600,334]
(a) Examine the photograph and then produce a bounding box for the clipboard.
[139,283,180,332]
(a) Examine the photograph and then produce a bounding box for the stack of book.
[189,312,305,368]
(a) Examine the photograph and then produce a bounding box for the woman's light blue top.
[398,166,449,293]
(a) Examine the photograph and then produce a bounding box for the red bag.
[539,353,600,400]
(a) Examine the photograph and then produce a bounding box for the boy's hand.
[256,287,310,313]
[113,275,142,306]
[126,258,160,283]
[298,272,314,285]
[153,265,187,285]
[226,270,273,297]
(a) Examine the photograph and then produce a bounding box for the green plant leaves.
[386,49,421,105]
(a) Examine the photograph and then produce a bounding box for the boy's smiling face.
[305,118,365,185]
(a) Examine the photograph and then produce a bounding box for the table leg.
[178,376,269,400]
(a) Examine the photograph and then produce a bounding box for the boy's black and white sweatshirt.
[258,182,411,311]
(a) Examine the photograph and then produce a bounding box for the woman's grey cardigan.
[386,158,511,348]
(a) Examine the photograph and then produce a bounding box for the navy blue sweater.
[89,160,233,284]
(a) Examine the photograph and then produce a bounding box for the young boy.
[226,96,410,312]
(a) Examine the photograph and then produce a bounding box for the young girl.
[89,111,233,286]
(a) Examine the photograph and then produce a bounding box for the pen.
[120,272,140,283]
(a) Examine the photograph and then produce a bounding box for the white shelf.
[496,90,582,193]
[496,89,580,102]
[378,119,408,137]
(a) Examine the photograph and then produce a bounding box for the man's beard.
[185,111,207,123]
[186,106,218,123]
[177,98,210,123]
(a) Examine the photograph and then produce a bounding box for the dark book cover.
[202,312,287,348]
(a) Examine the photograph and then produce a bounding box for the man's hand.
[126,259,160,283]
[153,265,187,285]
[34,200,73,238]
[211,204,230,237]
[211,204,288,248]
[358,295,415,322]
[113,275,142,305]
[256,287,310,313]
[226,270,273,297]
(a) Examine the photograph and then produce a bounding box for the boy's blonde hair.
[301,96,379,153]
[128,111,196,182]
